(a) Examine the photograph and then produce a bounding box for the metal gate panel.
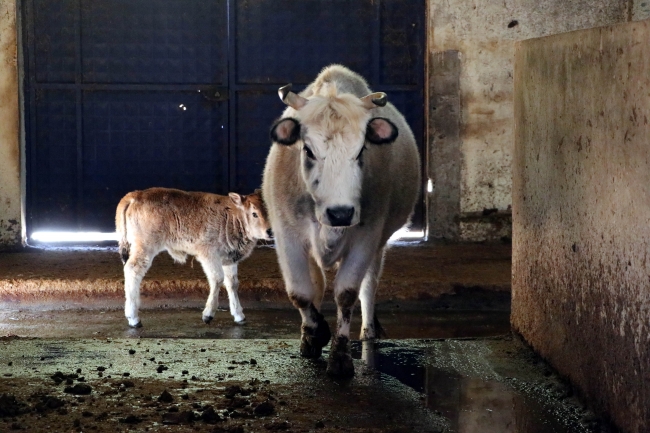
[33,0,76,83]
[235,0,375,84]
[31,89,77,229]
[81,0,227,84]
[81,91,228,230]
[380,0,424,86]
[23,0,425,237]
[232,91,286,193]
[24,0,230,235]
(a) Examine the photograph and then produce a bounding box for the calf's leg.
[222,263,245,323]
[123,246,154,328]
[198,254,225,324]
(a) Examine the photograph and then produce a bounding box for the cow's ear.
[229,192,243,207]
[270,118,301,145]
[366,117,398,144]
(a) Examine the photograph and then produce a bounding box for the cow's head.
[229,189,273,240]
[270,83,398,227]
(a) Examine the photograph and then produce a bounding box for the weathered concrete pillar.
[0,0,21,248]
[428,50,461,241]
[513,19,650,433]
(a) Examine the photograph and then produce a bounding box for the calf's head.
[229,189,273,240]
[270,83,399,227]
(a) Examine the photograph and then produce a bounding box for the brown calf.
[115,187,272,328]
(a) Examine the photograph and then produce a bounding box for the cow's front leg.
[327,246,376,377]
[359,248,386,340]
[198,254,225,324]
[295,301,331,358]
[327,288,358,377]
[276,236,331,358]
[223,264,245,324]
[123,246,154,328]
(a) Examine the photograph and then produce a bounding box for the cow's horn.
[361,92,387,109]
[278,84,308,110]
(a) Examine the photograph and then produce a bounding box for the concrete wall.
[427,0,635,241]
[512,19,650,433]
[0,0,21,248]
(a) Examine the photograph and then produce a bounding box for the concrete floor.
[0,243,613,432]
[0,309,611,433]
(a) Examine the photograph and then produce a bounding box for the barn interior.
[1,1,649,432]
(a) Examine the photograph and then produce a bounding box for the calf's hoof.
[300,316,332,358]
[326,349,355,378]
[128,321,142,329]
[234,318,247,325]
[202,315,213,324]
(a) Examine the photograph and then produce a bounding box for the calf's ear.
[270,118,301,145]
[366,117,399,144]
[229,192,243,207]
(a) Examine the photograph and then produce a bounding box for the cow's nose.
[266,228,273,238]
[326,206,355,227]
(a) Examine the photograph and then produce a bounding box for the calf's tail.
[115,196,133,265]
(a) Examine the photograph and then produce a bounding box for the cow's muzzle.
[326,206,355,227]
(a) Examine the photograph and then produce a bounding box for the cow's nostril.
[326,206,354,227]
[266,228,273,238]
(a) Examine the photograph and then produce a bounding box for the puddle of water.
[350,341,594,433]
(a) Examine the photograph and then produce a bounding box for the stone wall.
[512,18,650,433]
[0,0,21,248]
[427,0,635,241]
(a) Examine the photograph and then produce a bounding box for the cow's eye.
[252,212,258,218]
[356,145,367,160]
[304,145,316,160]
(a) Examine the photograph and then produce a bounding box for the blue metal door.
[23,0,425,237]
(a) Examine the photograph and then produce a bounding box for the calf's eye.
[252,212,258,218]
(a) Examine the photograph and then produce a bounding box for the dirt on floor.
[0,243,512,310]
[0,335,612,433]
[0,337,446,433]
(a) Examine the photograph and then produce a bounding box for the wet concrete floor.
[0,308,613,433]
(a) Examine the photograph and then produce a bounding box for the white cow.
[262,65,421,377]
[115,187,272,328]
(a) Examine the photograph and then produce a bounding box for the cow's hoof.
[300,316,332,358]
[300,338,323,358]
[326,350,355,378]
[234,318,246,325]
[128,321,142,329]
[202,315,213,324]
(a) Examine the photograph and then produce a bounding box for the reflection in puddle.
[351,341,582,433]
